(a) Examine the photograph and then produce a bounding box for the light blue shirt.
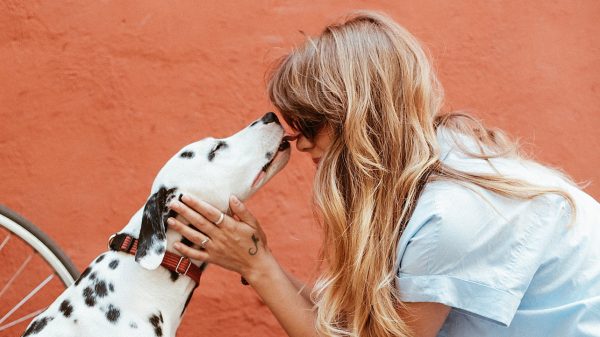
[395,127,600,336]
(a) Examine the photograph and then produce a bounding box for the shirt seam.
[397,272,517,298]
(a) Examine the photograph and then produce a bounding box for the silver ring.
[214,212,224,225]
[200,237,210,249]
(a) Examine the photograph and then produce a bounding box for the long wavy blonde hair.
[267,10,576,337]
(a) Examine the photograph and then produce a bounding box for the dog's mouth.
[251,136,292,188]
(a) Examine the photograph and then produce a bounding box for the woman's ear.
[135,186,177,270]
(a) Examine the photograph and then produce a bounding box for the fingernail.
[173,243,181,249]
[167,217,175,225]
[181,194,190,202]
[230,195,239,205]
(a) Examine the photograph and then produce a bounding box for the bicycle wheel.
[0,204,80,334]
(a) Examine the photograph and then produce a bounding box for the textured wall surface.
[1,1,598,336]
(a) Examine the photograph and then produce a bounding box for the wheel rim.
[0,211,78,333]
[0,214,76,286]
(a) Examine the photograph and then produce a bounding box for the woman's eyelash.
[208,141,228,161]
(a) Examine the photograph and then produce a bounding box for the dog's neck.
[119,206,206,268]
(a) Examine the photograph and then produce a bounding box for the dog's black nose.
[261,112,280,125]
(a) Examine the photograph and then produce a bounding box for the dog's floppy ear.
[135,186,177,270]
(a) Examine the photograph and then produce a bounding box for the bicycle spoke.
[0,206,79,334]
[0,233,10,251]
[0,274,54,325]
[0,253,33,300]
[0,307,45,332]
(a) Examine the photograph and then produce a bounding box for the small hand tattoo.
[248,234,259,255]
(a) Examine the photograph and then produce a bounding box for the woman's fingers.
[168,218,211,261]
[173,241,210,261]
[168,198,218,237]
[181,194,233,229]
[167,217,208,246]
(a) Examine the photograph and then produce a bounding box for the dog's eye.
[208,141,228,161]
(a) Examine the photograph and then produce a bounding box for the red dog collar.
[108,233,202,284]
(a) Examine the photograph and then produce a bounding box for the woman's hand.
[170,195,319,337]
[167,194,271,280]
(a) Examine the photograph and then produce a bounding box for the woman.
[166,11,600,337]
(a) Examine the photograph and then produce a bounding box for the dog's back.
[23,250,194,337]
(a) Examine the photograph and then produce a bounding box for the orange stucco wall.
[1,1,598,336]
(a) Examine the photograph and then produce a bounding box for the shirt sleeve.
[396,183,562,327]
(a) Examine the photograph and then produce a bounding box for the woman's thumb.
[229,195,258,228]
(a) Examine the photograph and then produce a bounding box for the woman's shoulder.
[396,180,498,265]
[408,179,506,233]
[406,180,499,244]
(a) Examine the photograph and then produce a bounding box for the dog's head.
[135,112,292,269]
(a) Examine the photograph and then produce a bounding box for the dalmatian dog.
[22,112,292,337]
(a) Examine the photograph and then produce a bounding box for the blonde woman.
[167,11,600,337]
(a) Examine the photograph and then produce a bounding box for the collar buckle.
[175,256,191,276]
[107,233,117,250]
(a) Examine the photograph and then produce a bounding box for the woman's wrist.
[241,250,280,286]
[240,251,318,337]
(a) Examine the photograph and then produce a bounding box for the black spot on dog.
[83,287,96,307]
[109,283,115,292]
[250,120,259,127]
[73,319,78,324]
[106,304,120,323]
[130,321,138,329]
[59,299,74,318]
[95,254,106,264]
[207,141,228,162]
[95,280,108,298]
[89,272,97,280]
[169,270,179,282]
[149,313,163,337]
[23,316,53,336]
[109,259,119,269]
[155,246,165,254]
[180,151,195,158]
[266,151,273,160]
[74,267,91,286]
